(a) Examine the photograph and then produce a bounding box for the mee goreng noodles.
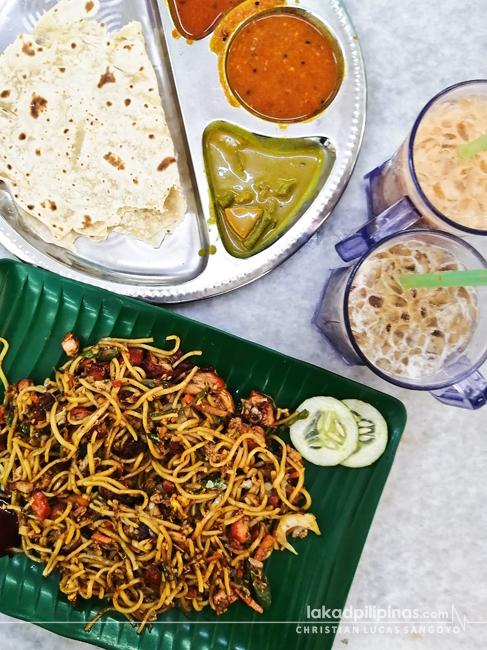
[0,334,320,631]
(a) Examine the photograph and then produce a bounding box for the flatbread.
[0,0,186,250]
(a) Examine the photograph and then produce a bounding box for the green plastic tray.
[0,260,406,650]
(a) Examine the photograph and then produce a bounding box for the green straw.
[398,269,487,289]
[458,133,487,159]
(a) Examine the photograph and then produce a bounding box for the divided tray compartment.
[0,0,366,301]
[0,259,406,650]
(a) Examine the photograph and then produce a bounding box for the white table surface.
[2,0,487,649]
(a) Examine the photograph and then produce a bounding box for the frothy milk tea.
[414,96,487,230]
[348,241,478,379]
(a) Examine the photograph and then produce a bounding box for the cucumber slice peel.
[340,400,388,468]
[290,396,358,466]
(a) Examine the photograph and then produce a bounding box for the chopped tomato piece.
[128,347,144,366]
[70,407,93,421]
[182,393,193,405]
[89,363,110,381]
[143,352,165,378]
[112,380,122,388]
[229,517,250,544]
[31,491,51,521]
[254,534,274,562]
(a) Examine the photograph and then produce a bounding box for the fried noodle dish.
[0,334,320,630]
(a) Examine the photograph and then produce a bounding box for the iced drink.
[413,95,487,229]
[348,240,478,379]
[378,82,487,234]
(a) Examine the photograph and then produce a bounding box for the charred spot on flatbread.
[157,157,176,172]
[103,152,125,170]
[59,67,65,73]
[35,148,41,156]
[0,90,10,98]
[83,214,92,226]
[124,98,131,106]
[49,200,57,211]
[22,42,35,56]
[97,67,116,89]
[85,1,94,11]
[27,204,34,210]
[30,94,48,119]
[18,133,26,140]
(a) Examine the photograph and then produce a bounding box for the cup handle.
[335,196,422,262]
[430,370,487,410]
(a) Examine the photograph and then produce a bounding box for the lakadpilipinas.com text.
[295,605,462,636]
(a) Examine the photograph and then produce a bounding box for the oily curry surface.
[226,11,342,122]
[203,122,333,258]
[169,0,244,39]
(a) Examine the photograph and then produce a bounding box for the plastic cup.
[337,80,487,262]
[315,229,487,409]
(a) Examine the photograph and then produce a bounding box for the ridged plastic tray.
[0,260,406,650]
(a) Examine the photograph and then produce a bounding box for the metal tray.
[0,0,366,302]
[0,259,406,650]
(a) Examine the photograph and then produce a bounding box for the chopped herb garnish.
[148,431,161,443]
[81,348,97,359]
[97,347,120,362]
[7,413,13,427]
[142,379,157,389]
[20,423,30,436]
[286,409,309,427]
[195,387,209,401]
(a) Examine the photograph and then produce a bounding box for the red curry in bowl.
[169,0,244,40]
[226,9,343,122]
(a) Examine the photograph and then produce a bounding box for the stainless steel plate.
[0,0,366,302]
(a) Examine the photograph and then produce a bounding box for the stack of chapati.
[0,0,186,250]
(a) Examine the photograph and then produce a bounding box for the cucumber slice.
[290,396,358,466]
[340,400,388,468]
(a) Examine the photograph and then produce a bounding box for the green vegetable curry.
[203,122,335,258]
